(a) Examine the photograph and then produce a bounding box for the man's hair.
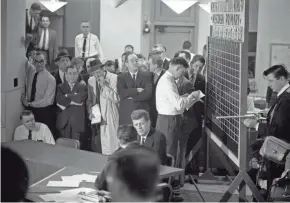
[117,125,138,145]
[2,147,29,202]
[108,146,160,199]
[170,57,189,69]
[125,52,136,63]
[30,2,41,11]
[20,110,34,120]
[66,64,79,73]
[131,110,150,122]
[86,58,96,67]
[203,44,207,51]
[137,53,146,60]
[153,44,166,52]
[182,40,192,50]
[71,57,84,68]
[148,53,163,69]
[34,51,45,59]
[125,44,134,52]
[40,15,50,21]
[81,20,90,24]
[104,60,115,67]
[191,55,206,65]
[174,50,191,61]
[263,64,289,80]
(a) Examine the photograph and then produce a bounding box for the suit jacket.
[87,76,100,116]
[184,71,206,94]
[137,128,167,165]
[267,88,290,143]
[176,77,198,135]
[51,70,63,86]
[36,28,58,65]
[151,70,166,127]
[26,10,40,57]
[26,9,39,34]
[56,81,88,132]
[95,142,141,191]
[162,58,170,70]
[117,71,153,125]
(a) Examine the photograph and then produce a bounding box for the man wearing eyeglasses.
[21,51,56,139]
[152,44,170,70]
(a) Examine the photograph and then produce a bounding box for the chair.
[156,183,172,202]
[56,138,80,149]
[166,154,175,184]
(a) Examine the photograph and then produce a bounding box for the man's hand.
[137,88,144,93]
[21,94,29,106]
[89,113,95,120]
[188,91,200,100]
[243,118,258,128]
[127,97,133,100]
[70,101,83,106]
[80,80,86,85]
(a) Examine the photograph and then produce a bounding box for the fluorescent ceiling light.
[40,0,67,12]
[161,0,199,14]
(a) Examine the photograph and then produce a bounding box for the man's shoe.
[171,196,184,202]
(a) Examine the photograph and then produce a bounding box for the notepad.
[47,180,80,187]
[61,174,98,183]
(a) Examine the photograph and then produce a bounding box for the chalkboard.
[206,37,242,157]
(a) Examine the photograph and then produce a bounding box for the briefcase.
[259,136,290,164]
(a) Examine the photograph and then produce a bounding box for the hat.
[54,49,72,62]
[87,59,104,74]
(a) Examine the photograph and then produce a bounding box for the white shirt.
[75,33,104,60]
[129,71,138,80]
[38,28,49,50]
[156,71,192,115]
[14,122,55,145]
[278,83,290,97]
[59,70,65,83]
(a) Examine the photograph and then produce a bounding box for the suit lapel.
[135,71,142,87]
[145,128,154,147]
[126,72,135,88]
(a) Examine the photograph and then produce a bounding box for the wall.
[1,0,26,142]
[100,0,142,60]
[197,6,210,55]
[255,0,290,96]
[64,0,100,49]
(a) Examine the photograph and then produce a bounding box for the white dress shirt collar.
[129,71,138,78]
[82,33,90,39]
[278,83,290,97]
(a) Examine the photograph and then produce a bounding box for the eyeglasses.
[33,60,45,64]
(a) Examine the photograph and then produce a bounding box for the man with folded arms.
[56,65,88,147]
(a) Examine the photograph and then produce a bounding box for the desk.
[27,166,183,202]
[3,140,183,187]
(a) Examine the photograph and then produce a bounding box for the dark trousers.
[60,117,82,148]
[28,105,57,140]
[156,114,183,159]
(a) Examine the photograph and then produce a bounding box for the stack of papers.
[186,90,205,110]
[61,174,98,183]
[39,187,96,202]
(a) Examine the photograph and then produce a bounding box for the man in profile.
[153,44,170,70]
[106,146,160,202]
[95,124,140,191]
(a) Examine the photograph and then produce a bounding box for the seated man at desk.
[95,124,140,191]
[131,109,167,165]
[14,110,55,144]
[106,146,160,202]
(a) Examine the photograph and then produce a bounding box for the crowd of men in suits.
[17,2,208,202]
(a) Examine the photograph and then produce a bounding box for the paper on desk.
[39,187,96,202]
[47,180,80,187]
[186,90,205,110]
[61,174,98,183]
[91,104,101,124]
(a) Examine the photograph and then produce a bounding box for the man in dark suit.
[26,3,41,58]
[117,53,153,125]
[55,65,88,147]
[153,44,170,70]
[131,109,167,165]
[36,16,58,69]
[148,52,166,127]
[52,49,72,85]
[95,124,140,191]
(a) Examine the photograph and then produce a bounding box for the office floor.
[181,183,252,202]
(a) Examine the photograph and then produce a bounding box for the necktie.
[30,72,39,102]
[30,17,33,30]
[42,29,47,50]
[141,137,146,145]
[62,73,66,83]
[28,130,32,140]
[132,74,136,81]
[82,37,87,58]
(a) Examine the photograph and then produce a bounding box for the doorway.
[154,26,195,58]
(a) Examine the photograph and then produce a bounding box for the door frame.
[141,0,199,57]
